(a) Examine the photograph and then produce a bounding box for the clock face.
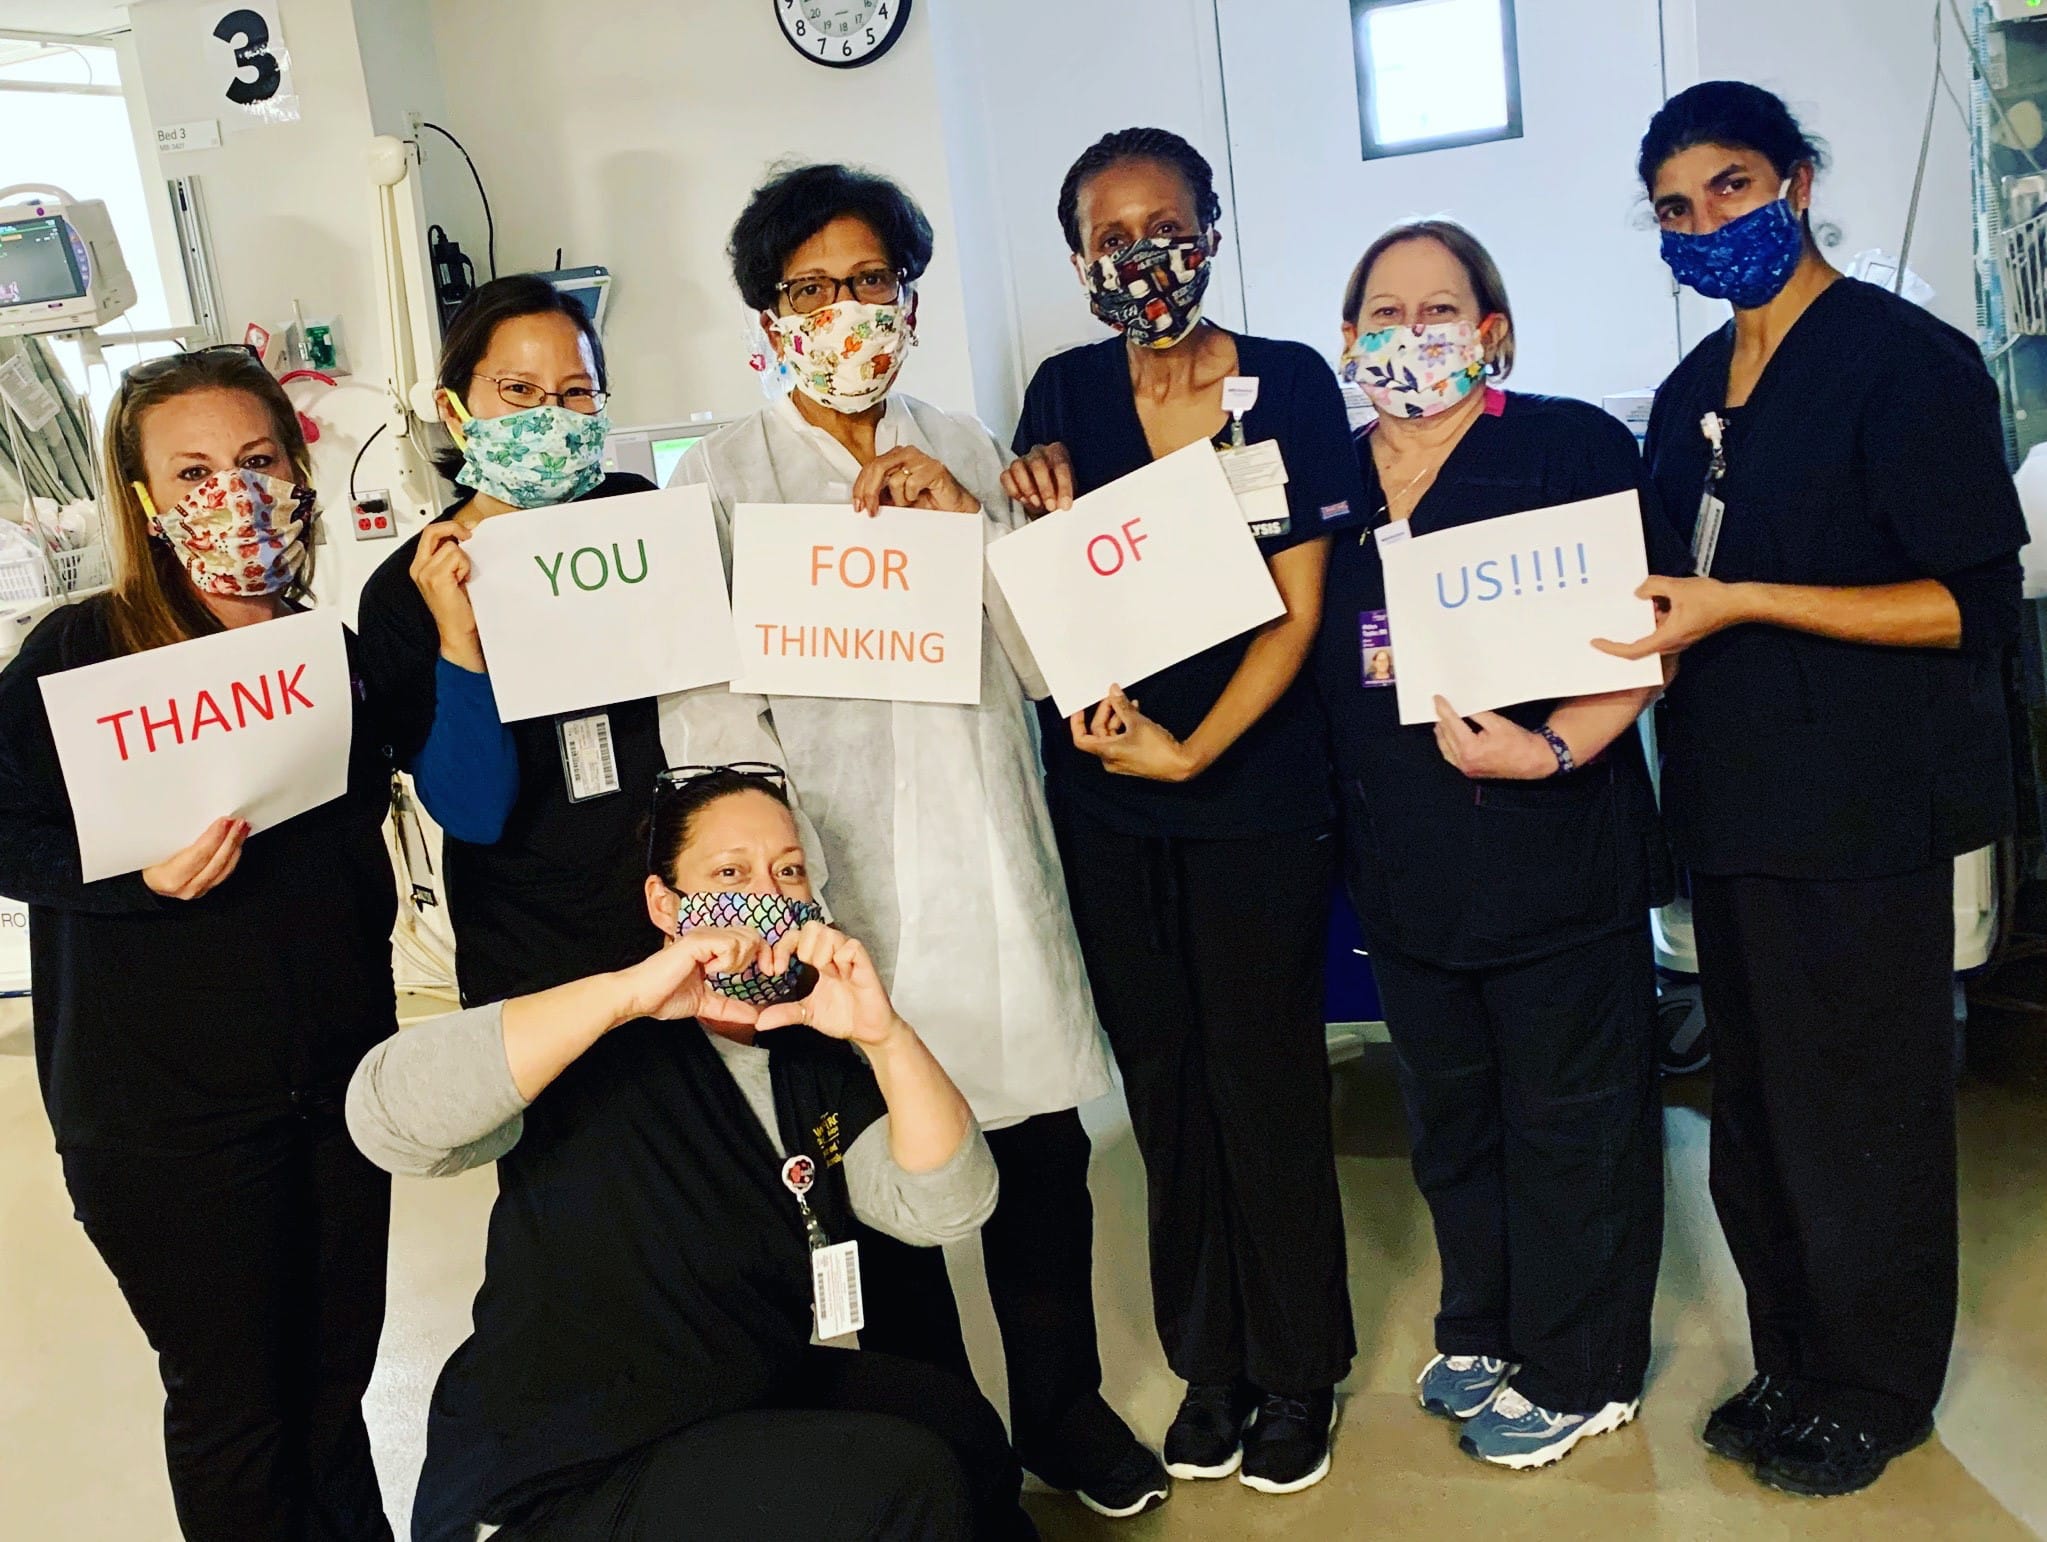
[776,0,912,69]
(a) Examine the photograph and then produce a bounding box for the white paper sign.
[1380,492,1664,725]
[39,610,351,882]
[463,484,736,723]
[985,440,1285,717]
[729,504,984,704]
[133,1,299,136]
[155,119,223,153]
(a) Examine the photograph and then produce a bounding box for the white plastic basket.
[50,541,109,596]
[1996,210,2047,336]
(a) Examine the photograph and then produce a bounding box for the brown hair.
[100,349,316,657]
[1341,219,1517,381]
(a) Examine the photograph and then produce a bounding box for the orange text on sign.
[811,545,910,590]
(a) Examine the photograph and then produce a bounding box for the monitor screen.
[652,435,706,488]
[0,217,86,308]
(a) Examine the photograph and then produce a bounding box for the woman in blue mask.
[357,276,660,1008]
[1314,220,1674,1474]
[1601,81,2026,1497]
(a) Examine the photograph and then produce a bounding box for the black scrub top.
[1646,278,2026,881]
[1013,332,1369,839]
[409,1018,887,1541]
[1315,391,1677,969]
[356,472,665,1006]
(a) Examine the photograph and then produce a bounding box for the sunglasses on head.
[121,342,266,384]
[645,763,791,876]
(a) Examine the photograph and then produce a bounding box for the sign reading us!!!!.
[1431,541,1595,608]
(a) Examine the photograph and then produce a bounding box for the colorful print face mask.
[670,888,826,1007]
[1659,181,1805,309]
[452,399,609,508]
[767,300,913,414]
[147,468,312,597]
[1081,236,1213,350]
[1342,320,1490,420]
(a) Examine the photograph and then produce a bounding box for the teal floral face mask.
[452,398,609,508]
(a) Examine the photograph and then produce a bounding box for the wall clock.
[775,0,912,69]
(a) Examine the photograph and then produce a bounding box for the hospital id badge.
[1359,610,1396,687]
[1692,487,1726,577]
[557,712,621,803]
[811,1240,865,1339]
[1218,440,1291,536]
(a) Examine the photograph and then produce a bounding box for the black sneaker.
[1238,1388,1338,1495]
[1070,1439,1170,1519]
[1752,1414,1935,1497]
[1164,1380,1258,1479]
[1702,1373,1803,1462]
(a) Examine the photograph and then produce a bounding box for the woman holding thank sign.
[1313,221,1674,1472]
[1003,127,1365,1497]
[660,163,1158,1519]
[0,348,399,1538]
[356,277,659,1007]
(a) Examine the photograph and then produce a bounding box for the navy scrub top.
[1314,390,1677,969]
[1013,331,1369,839]
[1645,278,2026,882]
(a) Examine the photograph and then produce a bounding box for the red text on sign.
[1086,519,1149,577]
[95,664,315,762]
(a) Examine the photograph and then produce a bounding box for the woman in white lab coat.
[660,163,1166,1520]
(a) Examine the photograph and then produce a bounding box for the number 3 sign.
[206,2,297,123]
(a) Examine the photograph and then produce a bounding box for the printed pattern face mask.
[671,888,826,1006]
[1341,320,1490,421]
[453,401,609,508]
[1659,181,1805,309]
[1081,236,1213,350]
[147,468,313,597]
[767,300,913,414]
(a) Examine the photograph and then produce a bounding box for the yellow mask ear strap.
[444,388,473,451]
[133,481,158,521]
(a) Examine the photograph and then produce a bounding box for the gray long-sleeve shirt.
[345,1003,997,1247]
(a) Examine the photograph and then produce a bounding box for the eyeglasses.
[775,268,906,316]
[645,763,790,874]
[477,376,609,414]
[122,342,265,383]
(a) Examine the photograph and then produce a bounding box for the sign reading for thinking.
[1380,491,1664,724]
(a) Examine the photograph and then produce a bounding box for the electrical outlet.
[352,490,397,540]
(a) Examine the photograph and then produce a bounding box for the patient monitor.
[0,187,135,339]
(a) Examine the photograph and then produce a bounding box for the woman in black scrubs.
[1004,126,1361,1498]
[348,767,1030,1541]
[1606,81,2026,1496]
[0,349,396,1539]
[1316,221,1669,1472]
[356,276,659,1007]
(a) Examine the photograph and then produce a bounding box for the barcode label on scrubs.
[558,713,620,803]
[812,1240,865,1339]
[1692,489,1726,578]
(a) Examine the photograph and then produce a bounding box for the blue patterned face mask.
[1659,181,1805,309]
[451,397,609,508]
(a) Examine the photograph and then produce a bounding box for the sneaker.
[1751,1415,1934,1497]
[1069,1439,1170,1519]
[1164,1380,1258,1479]
[1459,1387,1640,1469]
[1238,1389,1338,1495]
[1702,1373,1803,1463]
[1417,1353,1514,1420]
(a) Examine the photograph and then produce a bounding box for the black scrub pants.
[62,1095,392,1542]
[1691,864,1958,1441]
[1364,925,1664,1414]
[1051,810,1356,1396]
[497,1348,1032,1541]
[856,1109,1134,1487]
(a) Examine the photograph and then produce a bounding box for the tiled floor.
[2,996,2042,1540]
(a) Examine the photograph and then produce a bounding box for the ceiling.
[0,3,127,37]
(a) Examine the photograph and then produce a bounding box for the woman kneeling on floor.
[347,765,1034,1541]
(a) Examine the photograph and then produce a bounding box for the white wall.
[422,0,980,433]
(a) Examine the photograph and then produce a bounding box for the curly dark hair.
[727,162,935,313]
[1637,80,1828,192]
[1056,126,1222,254]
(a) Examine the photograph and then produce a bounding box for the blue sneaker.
[1417,1354,1513,1420]
[1459,1387,1640,1469]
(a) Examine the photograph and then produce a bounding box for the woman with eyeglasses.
[356,275,661,1008]
[0,347,398,1539]
[348,765,1033,1542]
[658,164,1154,1517]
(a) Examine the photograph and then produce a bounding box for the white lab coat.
[659,393,1113,1128]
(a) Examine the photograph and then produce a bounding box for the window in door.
[1351,0,1522,160]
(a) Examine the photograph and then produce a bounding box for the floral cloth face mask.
[1659,180,1805,309]
[1341,320,1491,421]
[1081,235,1213,350]
[766,300,913,414]
[450,397,609,508]
[670,888,826,1007]
[144,468,313,597]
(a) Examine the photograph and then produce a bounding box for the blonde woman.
[0,346,398,1540]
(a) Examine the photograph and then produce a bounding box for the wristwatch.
[1536,724,1575,776]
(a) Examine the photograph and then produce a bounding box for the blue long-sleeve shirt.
[413,657,519,844]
